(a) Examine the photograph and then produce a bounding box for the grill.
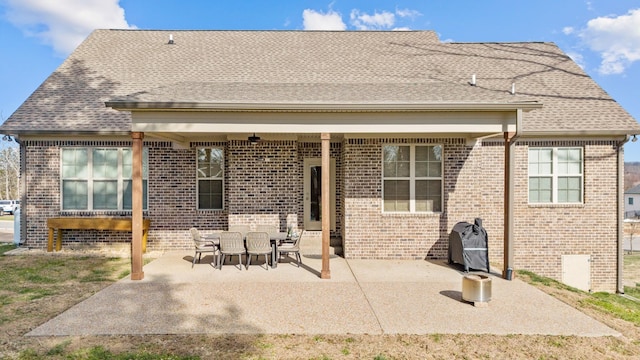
[448,218,490,272]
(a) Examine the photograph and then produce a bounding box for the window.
[528,147,582,204]
[197,148,224,209]
[61,147,148,210]
[630,197,634,206]
[383,144,442,212]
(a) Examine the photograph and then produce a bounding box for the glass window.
[528,147,582,204]
[383,145,442,213]
[197,148,224,209]
[61,147,148,211]
[122,148,148,210]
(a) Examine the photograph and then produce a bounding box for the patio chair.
[255,224,278,236]
[228,224,250,238]
[245,231,272,270]
[189,228,219,268]
[218,231,245,270]
[278,230,303,267]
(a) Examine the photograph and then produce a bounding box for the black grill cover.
[448,218,489,272]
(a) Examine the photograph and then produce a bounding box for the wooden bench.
[47,217,151,252]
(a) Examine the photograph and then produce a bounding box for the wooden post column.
[131,132,144,280]
[321,133,331,279]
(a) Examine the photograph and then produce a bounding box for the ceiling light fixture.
[248,133,261,145]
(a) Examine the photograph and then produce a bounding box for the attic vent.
[168,34,174,45]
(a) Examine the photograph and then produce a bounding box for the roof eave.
[105,101,544,112]
[523,129,640,137]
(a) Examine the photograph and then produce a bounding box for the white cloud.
[566,51,586,69]
[350,10,395,30]
[303,7,421,31]
[5,0,135,56]
[562,26,575,35]
[579,8,640,75]
[302,9,346,30]
[396,8,422,19]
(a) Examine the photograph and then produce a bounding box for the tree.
[0,137,19,200]
[627,220,640,255]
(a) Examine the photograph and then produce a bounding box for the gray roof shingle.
[1,29,638,135]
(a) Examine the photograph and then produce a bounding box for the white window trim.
[381,143,443,213]
[528,147,583,204]
[196,147,225,210]
[60,147,148,211]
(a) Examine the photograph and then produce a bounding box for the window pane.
[383,146,410,178]
[397,161,410,177]
[93,149,118,179]
[415,146,442,178]
[558,148,582,175]
[210,148,223,178]
[123,180,148,210]
[430,145,442,161]
[198,179,223,209]
[93,180,118,209]
[529,149,552,175]
[558,177,581,203]
[383,180,409,212]
[122,149,132,178]
[529,177,552,203]
[427,161,442,177]
[198,148,224,179]
[62,180,88,209]
[383,162,396,177]
[415,161,427,177]
[416,180,441,212]
[62,149,88,178]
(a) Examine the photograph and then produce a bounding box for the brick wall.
[342,138,619,292]
[343,138,477,259]
[510,140,619,292]
[226,140,299,232]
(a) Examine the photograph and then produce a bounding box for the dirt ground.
[1,252,640,359]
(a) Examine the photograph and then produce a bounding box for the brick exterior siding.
[21,138,620,291]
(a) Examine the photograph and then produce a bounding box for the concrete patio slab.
[27,251,619,337]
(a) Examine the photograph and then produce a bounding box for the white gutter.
[503,108,522,280]
[105,101,543,112]
[617,135,632,294]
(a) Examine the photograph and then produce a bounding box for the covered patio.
[108,100,540,283]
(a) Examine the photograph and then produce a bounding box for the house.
[625,184,640,218]
[1,30,638,291]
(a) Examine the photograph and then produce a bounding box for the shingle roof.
[626,184,640,194]
[1,29,638,135]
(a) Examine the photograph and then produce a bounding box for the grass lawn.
[1,243,640,359]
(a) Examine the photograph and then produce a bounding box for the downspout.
[13,136,26,247]
[616,135,631,294]
[503,109,522,280]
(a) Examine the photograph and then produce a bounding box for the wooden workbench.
[47,217,151,252]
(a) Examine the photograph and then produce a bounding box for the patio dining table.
[207,231,289,269]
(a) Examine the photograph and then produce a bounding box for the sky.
[1,0,640,160]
